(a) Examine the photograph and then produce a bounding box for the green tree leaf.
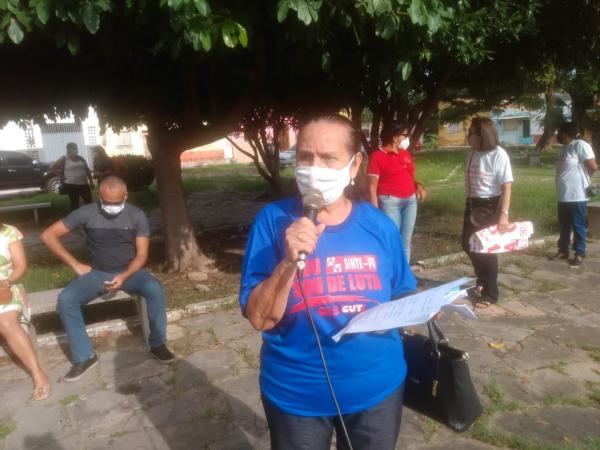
[237,23,248,47]
[7,17,24,44]
[372,0,389,15]
[198,29,211,51]
[168,0,183,11]
[83,3,100,34]
[221,21,237,48]
[407,0,423,25]
[401,61,412,80]
[426,13,441,33]
[297,2,312,25]
[377,14,395,39]
[277,0,289,22]
[67,35,80,55]
[194,0,211,17]
[36,1,50,25]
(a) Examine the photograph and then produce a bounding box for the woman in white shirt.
[462,118,513,308]
[554,122,597,267]
[51,143,94,211]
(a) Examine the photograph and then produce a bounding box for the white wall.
[0,121,42,152]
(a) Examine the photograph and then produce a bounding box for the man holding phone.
[41,176,175,382]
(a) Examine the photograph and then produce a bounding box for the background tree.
[276,0,539,152]
[0,0,254,272]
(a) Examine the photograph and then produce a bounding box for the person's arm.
[50,157,65,181]
[83,158,94,186]
[585,158,597,176]
[1,240,27,287]
[244,217,325,331]
[498,182,512,233]
[105,236,149,292]
[415,181,427,200]
[40,221,91,276]
[368,175,379,208]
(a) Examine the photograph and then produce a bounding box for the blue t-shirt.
[239,196,416,416]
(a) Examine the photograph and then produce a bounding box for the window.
[25,126,36,149]
[116,131,132,148]
[522,119,531,138]
[447,122,460,133]
[4,151,32,165]
[503,120,518,132]
[87,126,98,145]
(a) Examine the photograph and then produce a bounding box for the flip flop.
[473,299,495,309]
[32,384,51,401]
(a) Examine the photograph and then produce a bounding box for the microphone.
[297,188,324,274]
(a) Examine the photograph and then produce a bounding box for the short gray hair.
[99,175,128,192]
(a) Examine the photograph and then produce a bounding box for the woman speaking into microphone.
[240,114,416,450]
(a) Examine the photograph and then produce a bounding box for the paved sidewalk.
[1,241,599,449]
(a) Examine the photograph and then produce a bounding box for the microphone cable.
[296,269,354,450]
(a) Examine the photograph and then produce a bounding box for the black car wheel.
[45,176,62,194]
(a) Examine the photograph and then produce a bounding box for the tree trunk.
[147,126,211,272]
[369,107,382,153]
[409,65,455,152]
[535,91,556,152]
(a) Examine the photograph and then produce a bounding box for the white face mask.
[400,138,410,149]
[295,155,355,205]
[101,202,125,216]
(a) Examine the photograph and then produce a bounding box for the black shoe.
[570,255,583,268]
[150,345,176,364]
[550,251,569,261]
[64,354,98,382]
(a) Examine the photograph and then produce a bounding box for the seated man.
[41,176,175,382]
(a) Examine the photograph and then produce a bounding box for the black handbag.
[402,320,483,432]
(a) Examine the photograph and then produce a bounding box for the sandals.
[473,298,496,309]
[32,384,51,401]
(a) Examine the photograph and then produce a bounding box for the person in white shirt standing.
[51,143,94,212]
[554,122,597,267]
[462,117,513,308]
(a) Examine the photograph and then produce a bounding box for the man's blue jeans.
[557,201,587,256]
[58,269,167,363]
[378,194,417,262]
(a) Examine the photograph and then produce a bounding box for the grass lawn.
[413,146,561,258]
[0,148,563,301]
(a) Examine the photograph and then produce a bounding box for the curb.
[0,294,239,356]
[414,234,557,269]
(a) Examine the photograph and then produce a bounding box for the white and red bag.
[469,221,534,253]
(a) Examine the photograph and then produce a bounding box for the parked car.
[0,150,61,193]
[279,144,296,168]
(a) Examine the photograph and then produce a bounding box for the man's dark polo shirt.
[62,202,150,273]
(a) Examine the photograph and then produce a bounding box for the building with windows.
[438,95,571,147]
[0,108,148,164]
[0,107,293,167]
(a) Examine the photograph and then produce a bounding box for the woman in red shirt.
[367,123,426,263]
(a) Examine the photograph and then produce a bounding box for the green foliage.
[0,0,248,55]
[111,155,154,192]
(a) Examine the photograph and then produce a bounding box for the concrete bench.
[589,202,600,238]
[0,202,52,225]
[27,289,150,345]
